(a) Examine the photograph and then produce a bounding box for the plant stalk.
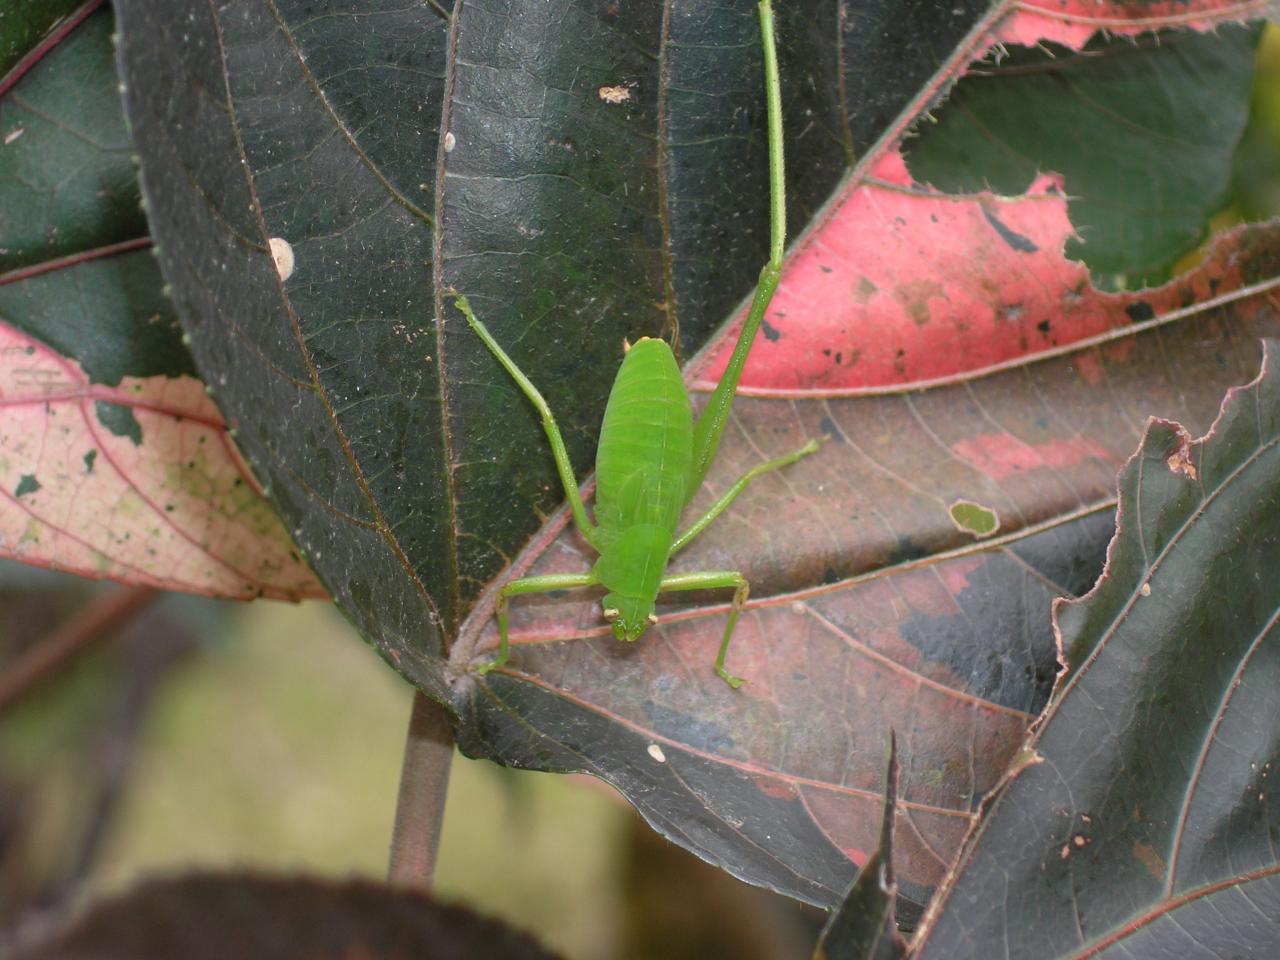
[387,690,456,889]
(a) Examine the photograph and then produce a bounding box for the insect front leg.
[450,293,601,548]
[478,572,600,675]
[656,570,751,688]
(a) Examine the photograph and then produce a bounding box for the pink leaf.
[0,322,324,601]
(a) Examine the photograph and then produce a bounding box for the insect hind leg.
[656,570,750,688]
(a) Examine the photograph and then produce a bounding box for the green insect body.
[453,0,817,687]
[592,339,690,638]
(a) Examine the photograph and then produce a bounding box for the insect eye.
[603,607,620,621]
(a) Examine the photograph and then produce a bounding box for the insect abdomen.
[594,339,693,537]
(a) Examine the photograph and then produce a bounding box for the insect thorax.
[592,523,672,641]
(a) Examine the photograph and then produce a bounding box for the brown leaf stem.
[0,585,157,720]
[387,691,456,889]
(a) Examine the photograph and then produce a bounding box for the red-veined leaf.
[0,321,321,599]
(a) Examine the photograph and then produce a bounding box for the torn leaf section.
[913,340,1280,957]
[905,25,1261,289]
[0,323,324,600]
[948,500,999,538]
[1164,425,1198,479]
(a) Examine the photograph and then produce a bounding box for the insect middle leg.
[656,571,750,688]
[671,437,821,555]
[478,571,600,675]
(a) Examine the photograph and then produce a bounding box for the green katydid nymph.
[451,0,817,687]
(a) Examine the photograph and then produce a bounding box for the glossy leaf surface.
[910,340,1280,959]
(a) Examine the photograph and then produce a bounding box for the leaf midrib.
[207,0,440,622]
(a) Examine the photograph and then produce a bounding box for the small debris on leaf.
[1166,429,1198,478]
[269,237,295,281]
[598,84,632,105]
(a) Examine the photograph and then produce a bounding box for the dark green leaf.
[114,0,456,695]
[0,252,196,385]
[910,340,1280,959]
[0,6,147,276]
[0,0,86,86]
[111,0,996,699]
[905,25,1262,288]
[0,4,190,382]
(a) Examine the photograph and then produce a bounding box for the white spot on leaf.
[647,743,666,763]
[269,237,294,281]
[443,131,456,152]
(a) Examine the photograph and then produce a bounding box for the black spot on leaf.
[94,401,143,445]
[1125,301,1155,323]
[981,206,1038,253]
[887,536,928,565]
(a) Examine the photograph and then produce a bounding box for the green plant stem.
[387,690,456,889]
